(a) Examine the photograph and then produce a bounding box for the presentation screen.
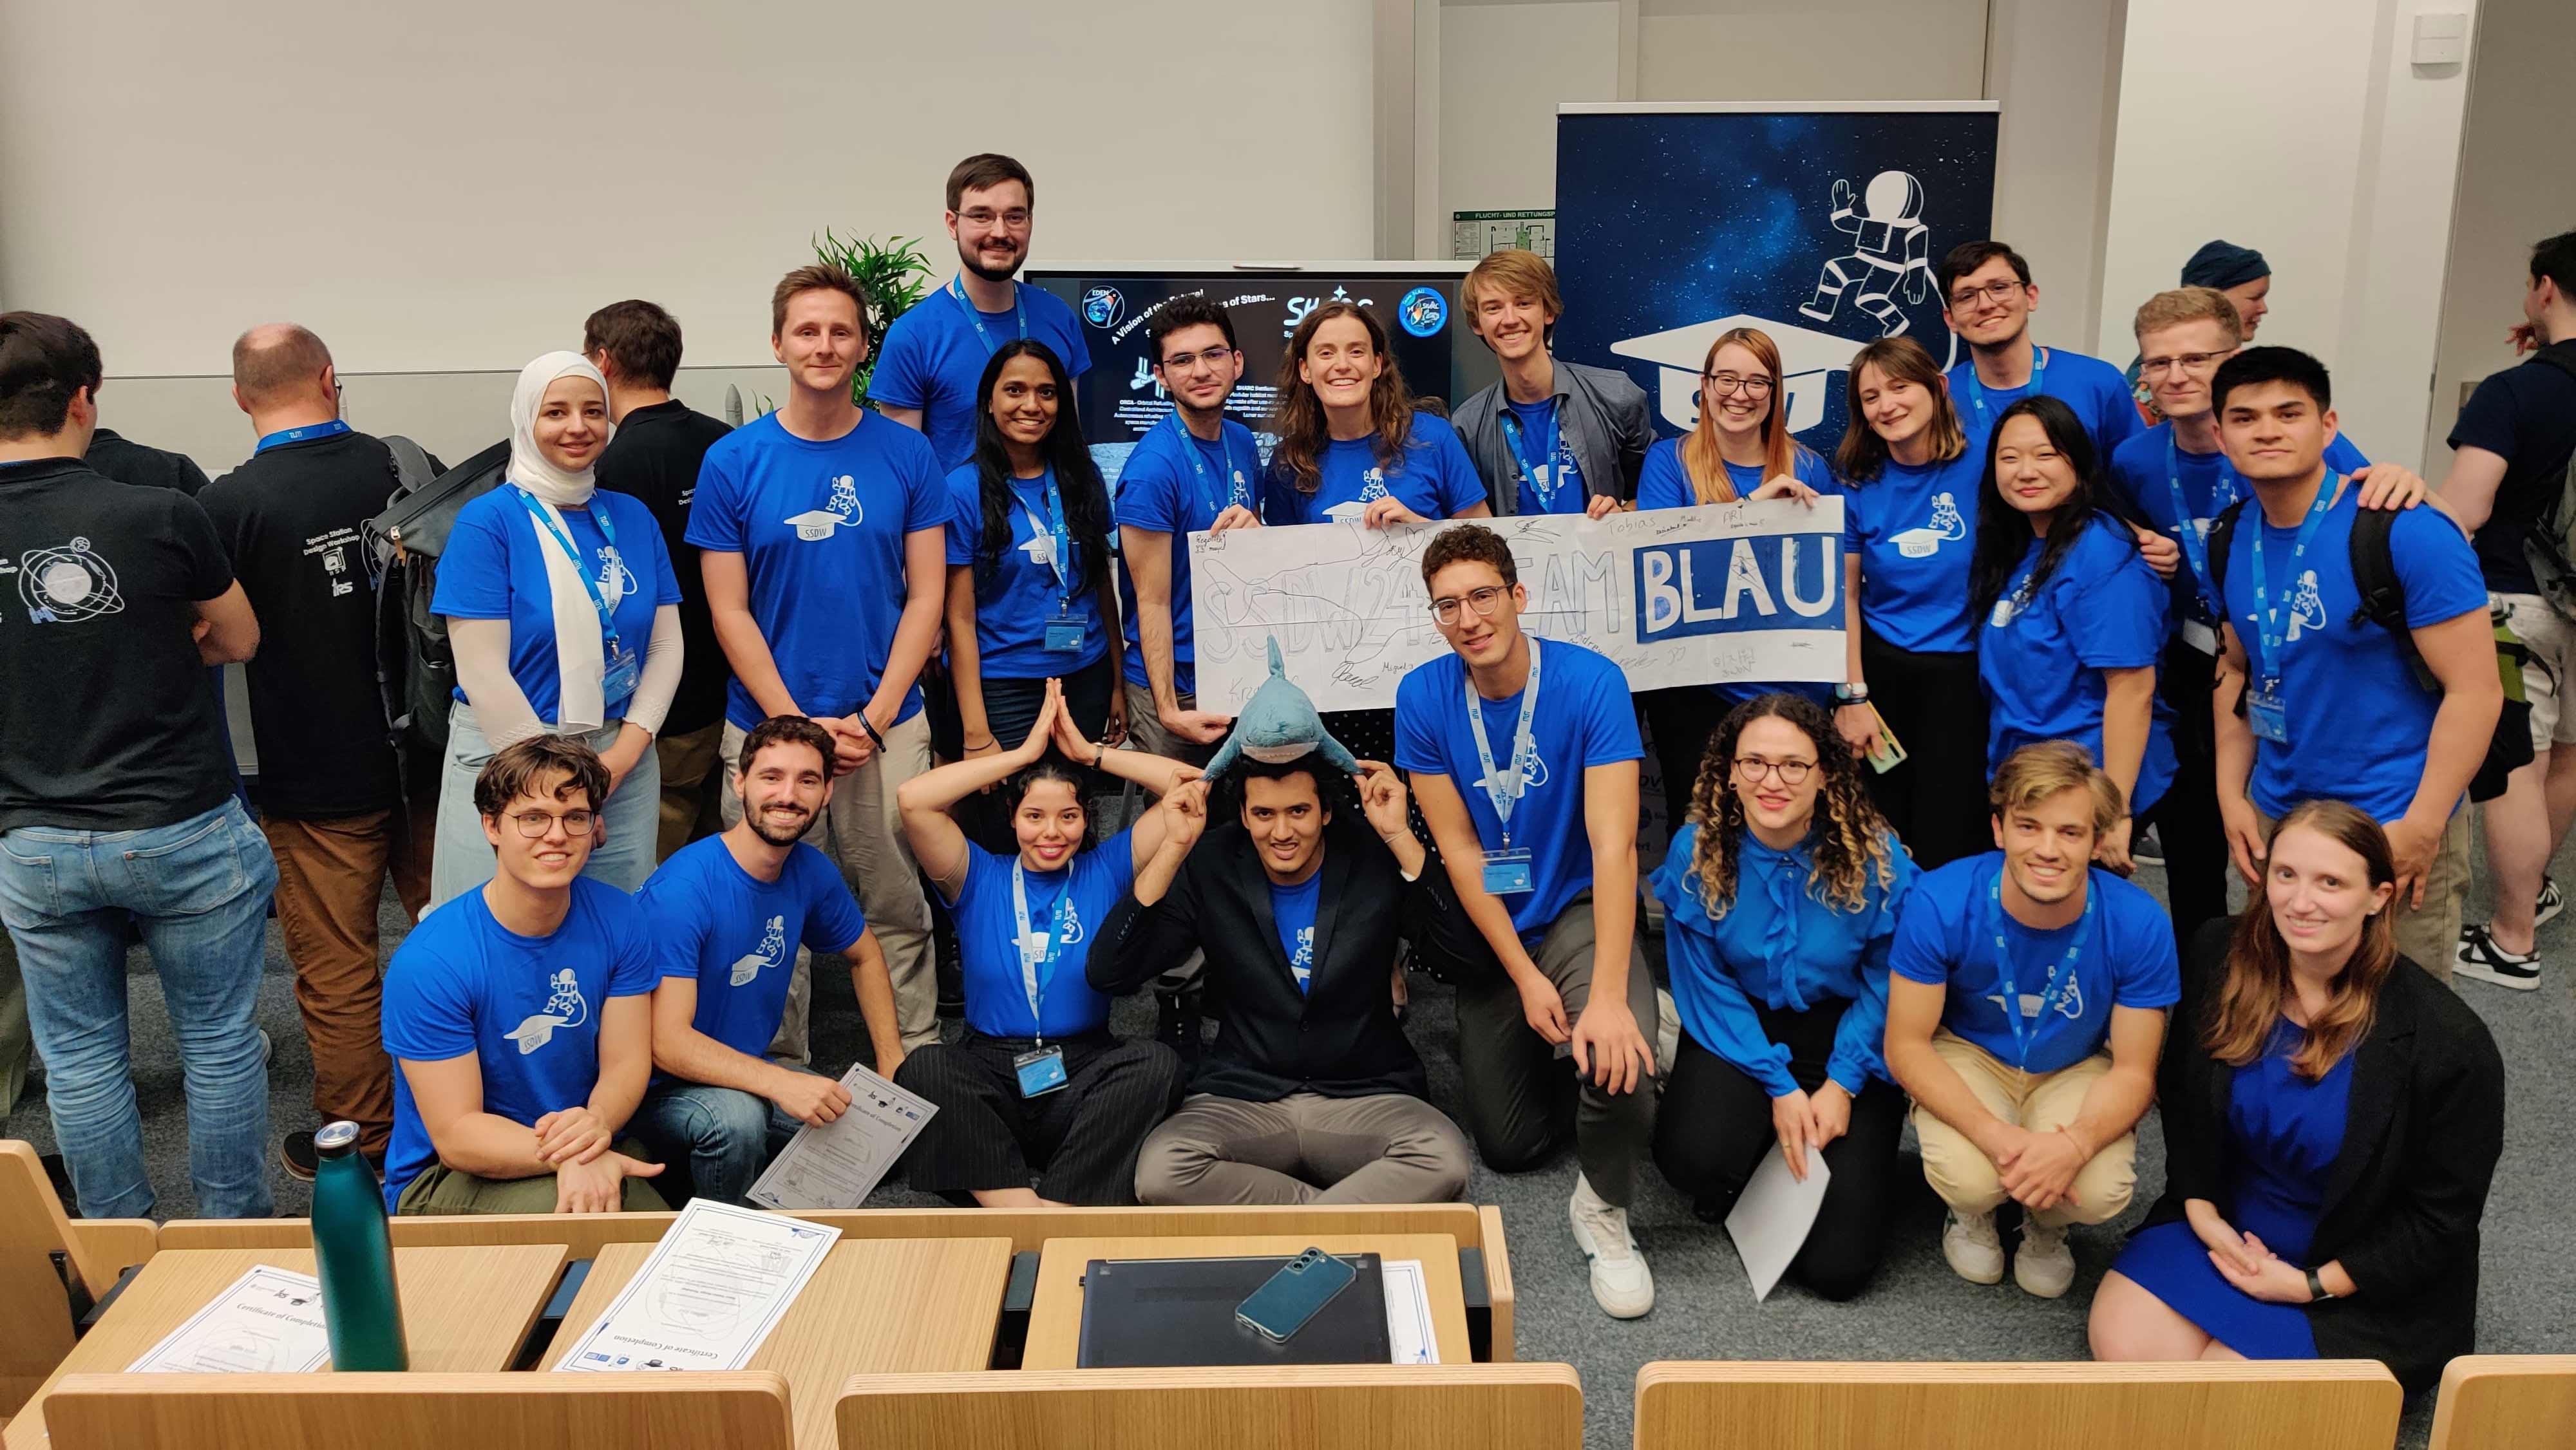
[1026,264,1497,490]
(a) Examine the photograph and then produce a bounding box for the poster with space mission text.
[1551,103,2000,455]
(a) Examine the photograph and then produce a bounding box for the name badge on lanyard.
[1011,860,1077,1096]
[1018,469,1084,652]
[1967,346,2049,433]
[1501,403,1566,512]
[951,276,1027,357]
[1989,872,2094,1069]
[514,489,639,702]
[2244,472,2340,748]
[1466,639,1544,895]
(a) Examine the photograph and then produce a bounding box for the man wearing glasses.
[1449,249,1652,516]
[874,153,1093,471]
[1396,523,1661,1319]
[1937,240,2143,453]
[381,737,670,1214]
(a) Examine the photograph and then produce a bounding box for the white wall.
[1439,2,1622,223]
[2099,0,2477,467]
[1984,0,2126,353]
[1634,0,1987,104]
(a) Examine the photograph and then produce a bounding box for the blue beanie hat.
[2182,240,2269,292]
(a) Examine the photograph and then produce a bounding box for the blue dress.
[2112,1019,2354,1358]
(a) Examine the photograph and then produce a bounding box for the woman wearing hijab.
[428,352,684,906]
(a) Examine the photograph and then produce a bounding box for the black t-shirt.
[199,430,410,819]
[86,427,211,496]
[2447,340,2576,592]
[594,399,734,736]
[0,457,238,833]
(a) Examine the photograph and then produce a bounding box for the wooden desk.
[5,1243,567,1450]
[553,1236,1009,1450]
[1023,1234,1472,1370]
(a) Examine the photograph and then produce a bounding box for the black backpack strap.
[2205,497,2249,609]
[2347,506,2439,692]
[2530,348,2576,386]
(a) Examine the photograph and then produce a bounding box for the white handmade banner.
[1189,500,1847,713]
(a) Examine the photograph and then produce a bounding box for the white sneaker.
[1941,1209,2005,1285]
[2456,923,2543,991]
[2014,1218,2076,1298]
[1568,1173,1655,1318]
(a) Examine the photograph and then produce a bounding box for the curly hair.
[1684,693,1900,916]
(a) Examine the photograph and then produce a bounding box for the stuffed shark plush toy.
[1203,636,1361,780]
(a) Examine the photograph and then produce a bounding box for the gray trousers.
[1452,892,1658,1207]
[1135,1090,1472,1205]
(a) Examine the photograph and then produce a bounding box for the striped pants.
[893,1030,1186,1205]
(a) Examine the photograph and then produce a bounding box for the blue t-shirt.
[1499,397,1589,515]
[2105,424,2371,634]
[1394,637,1644,939]
[2213,482,2489,821]
[1651,823,1915,1097]
[685,411,947,730]
[379,878,661,1209]
[1979,515,2178,815]
[1946,346,2145,454]
[1113,416,1263,694]
[1839,448,1985,653]
[944,464,1108,679]
[1260,413,1486,526]
[431,487,679,723]
[947,831,1137,1040]
[870,283,1093,471]
[1889,852,2180,1075]
[1634,438,1835,511]
[634,836,867,1073]
[1270,871,1322,994]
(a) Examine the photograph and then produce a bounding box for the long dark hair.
[1967,395,2138,617]
[2208,800,2395,1080]
[969,339,1113,614]
[1685,693,1900,915]
[1270,300,1417,494]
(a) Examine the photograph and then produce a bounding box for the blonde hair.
[1463,250,1563,346]
[2133,285,2244,346]
[1680,327,1801,505]
[1987,740,2125,836]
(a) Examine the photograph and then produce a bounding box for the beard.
[958,238,1023,283]
[747,805,812,847]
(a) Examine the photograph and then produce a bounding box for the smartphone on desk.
[1236,1247,1359,1342]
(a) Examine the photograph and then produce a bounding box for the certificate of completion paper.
[744,1062,936,1211]
[127,1265,333,1374]
[553,1200,841,1372]
[1725,1149,1832,1302]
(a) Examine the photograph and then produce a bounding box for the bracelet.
[1834,681,1870,703]
[2304,1266,2329,1302]
[857,713,887,748]
[1095,742,1110,770]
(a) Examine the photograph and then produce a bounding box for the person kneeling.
[630,717,909,1204]
[2090,801,2503,1392]
[891,681,1192,1205]
[381,738,668,1214]
[1884,740,2178,1297]
[1650,694,1917,1301]
[1095,758,1481,1205]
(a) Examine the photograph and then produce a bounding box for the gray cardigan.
[1451,357,1656,514]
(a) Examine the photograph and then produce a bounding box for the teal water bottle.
[310,1120,410,1370]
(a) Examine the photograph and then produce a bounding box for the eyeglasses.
[1732,757,1815,786]
[509,809,597,838]
[1430,585,1510,626]
[956,208,1031,229]
[1702,372,1776,398]
[1949,279,2027,309]
[2139,349,2235,376]
[1158,346,1238,373]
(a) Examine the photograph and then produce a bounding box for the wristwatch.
[2304,1266,2330,1302]
[1834,682,1871,704]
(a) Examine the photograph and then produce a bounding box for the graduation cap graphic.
[1609,313,1868,437]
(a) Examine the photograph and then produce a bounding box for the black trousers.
[1859,629,1990,869]
[1651,999,1906,1301]
[891,1029,1186,1205]
[1643,687,1726,845]
[2151,636,2233,938]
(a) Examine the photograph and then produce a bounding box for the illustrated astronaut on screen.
[1797,170,1931,339]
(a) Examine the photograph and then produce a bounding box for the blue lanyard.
[1499,402,1564,510]
[513,489,626,659]
[254,419,351,455]
[949,275,1027,357]
[1463,638,1543,847]
[1010,860,1079,1044]
[1167,412,1247,518]
[1014,468,1074,601]
[2164,432,2244,622]
[1965,346,2049,431]
[1987,869,2095,1068]
[2246,473,2340,693]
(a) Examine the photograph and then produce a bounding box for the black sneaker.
[280,1131,319,1182]
[2131,825,2164,869]
[2456,923,2541,991]
[2537,876,2564,932]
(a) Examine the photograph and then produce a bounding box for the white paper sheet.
[127,1264,332,1374]
[1723,1149,1832,1301]
[744,1062,937,1211]
[1379,1258,1439,1364]
[553,1199,840,1372]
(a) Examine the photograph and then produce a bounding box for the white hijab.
[507,352,621,731]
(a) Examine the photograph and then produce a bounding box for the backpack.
[2209,497,2531,802]
[368,438,509,758]
[2517,350,2576,617]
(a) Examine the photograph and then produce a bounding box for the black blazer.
[2145,921,2506,1393]
[1090,819,1486,1101]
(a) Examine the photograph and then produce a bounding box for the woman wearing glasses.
[1634,326,1837,840]
[430,352,683,907]
[1649,693,1915,1299]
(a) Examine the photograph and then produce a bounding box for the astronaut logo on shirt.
[728,914,789,988]
[1289,926,1314,989]
[785,474,863,541]
[17,536,124,624]
[506,968,590,1055]
[1989,974,2083,1025]
[1323,467,1393,523]
[1474,744,1551,801]
[594,544,634,605]
[2287,569,2326,641]
[1891,491,1967,558]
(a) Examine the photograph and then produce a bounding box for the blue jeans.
[0,800,278,1218]
[629,1078,804,1205]
[428,702,660,910]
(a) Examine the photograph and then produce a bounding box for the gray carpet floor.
[8,831,2569,1449]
